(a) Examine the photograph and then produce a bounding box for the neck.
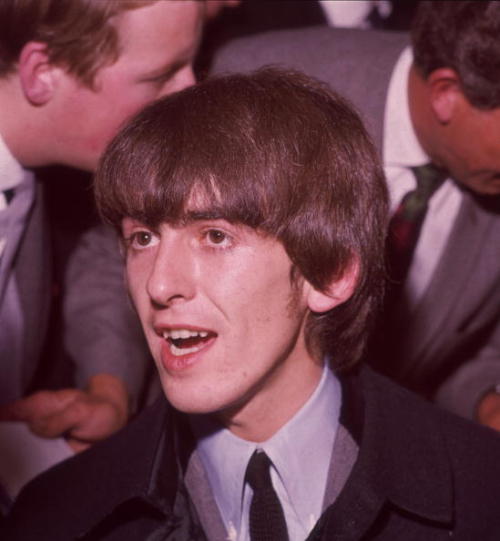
[219,353,324,443]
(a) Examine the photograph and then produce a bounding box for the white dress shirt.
[190,364,341,541]
[0,132,25,258]
[383,47,462,309]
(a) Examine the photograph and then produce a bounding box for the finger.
[0,395,49,422]
[66,401,122,443]
[66,438,91,454]
[482,413,500,432]
[29,398,90,439]
[0,389,84,423]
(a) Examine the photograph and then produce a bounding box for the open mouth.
[162,329,216,357]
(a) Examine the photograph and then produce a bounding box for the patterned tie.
[386,164,447,286]
[246,450,289,541]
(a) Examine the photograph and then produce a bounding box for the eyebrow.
[181,209,228,223]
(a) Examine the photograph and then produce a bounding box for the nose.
[146,237,196,307]
[160,64,196,97]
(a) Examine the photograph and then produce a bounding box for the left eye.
[206,229,228,245]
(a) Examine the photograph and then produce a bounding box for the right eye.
[135,231,153,246]
[126,230,159,250]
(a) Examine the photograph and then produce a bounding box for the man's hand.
[476,391,500,432]
[204,0,240,20]
[0,374,129,452]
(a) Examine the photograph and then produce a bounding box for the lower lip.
[159,337,216,373]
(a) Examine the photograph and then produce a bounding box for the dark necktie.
[245,450,289,541]
[386,163,447,285]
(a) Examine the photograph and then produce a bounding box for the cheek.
[90,91,158,150]
[126,261,148,310]
[118,84,167,116]
[242,277,304,338]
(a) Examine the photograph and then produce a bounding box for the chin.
[161,383,221,415]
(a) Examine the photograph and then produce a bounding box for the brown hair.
[0,0,156,86]
[95,67,388,370]
[412,1,500,109]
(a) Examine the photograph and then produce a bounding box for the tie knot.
[246,450,273,491]
[410,163,447,198]
[2,188,15,205]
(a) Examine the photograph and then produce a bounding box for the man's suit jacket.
[4,367,500,540]
[0,177,151,405]
[211,27,500,418]
[0,181,51,398]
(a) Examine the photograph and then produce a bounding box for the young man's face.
[50,1,202,171]
[123,212,323,440]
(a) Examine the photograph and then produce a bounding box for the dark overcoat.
[3,367,500,540]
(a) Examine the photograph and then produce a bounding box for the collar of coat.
[16,366,453,539]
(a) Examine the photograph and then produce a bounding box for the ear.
[18,42,58,105]
[427,67,464,124]
[305,259,359,314]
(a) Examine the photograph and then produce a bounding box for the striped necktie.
[386,163,447,286]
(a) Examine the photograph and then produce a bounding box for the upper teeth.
[163,329,209,340]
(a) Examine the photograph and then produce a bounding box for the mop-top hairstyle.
[95,67,388,369]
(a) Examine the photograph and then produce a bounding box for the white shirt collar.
[383,47,429,169]
[190,363,341,540]
[0,131,25,193]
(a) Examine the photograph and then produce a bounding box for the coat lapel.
[314,368,453,541]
